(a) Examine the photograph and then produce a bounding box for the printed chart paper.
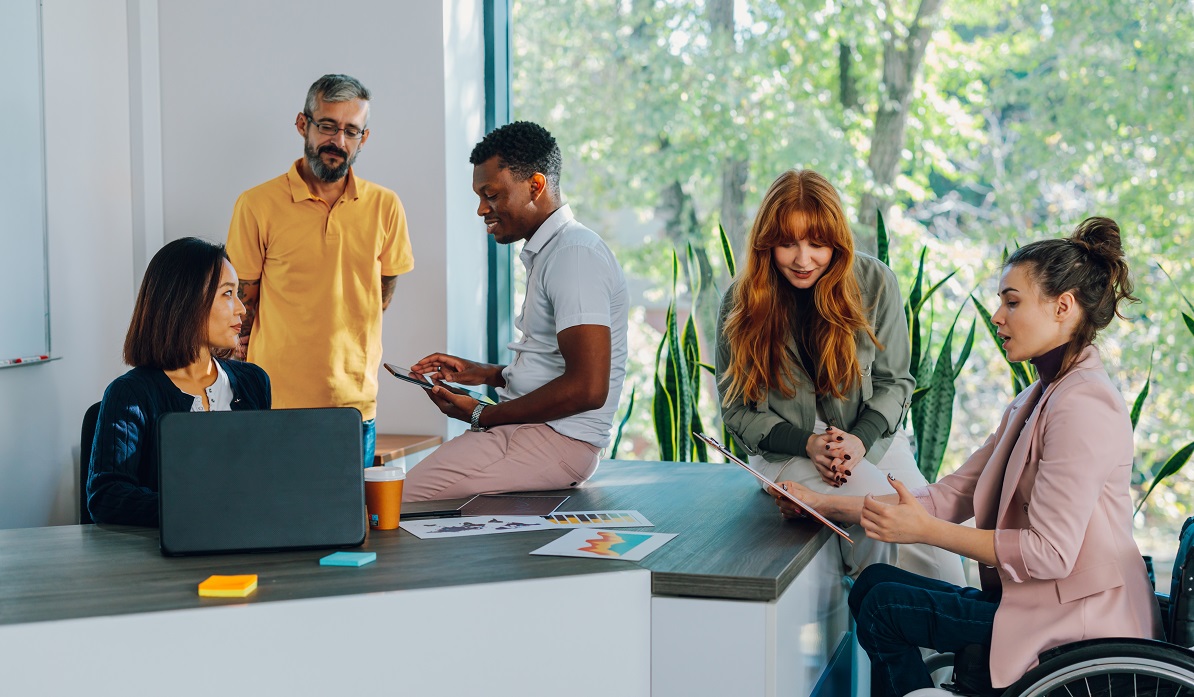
[530,529,677,561]
[400,516,550,539]
[539,510,653,528]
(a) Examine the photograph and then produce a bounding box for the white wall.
[0,0,487,529]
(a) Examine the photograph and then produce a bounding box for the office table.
[0,459,848,696]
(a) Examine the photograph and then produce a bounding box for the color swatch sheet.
[539,510,653,528]
[530,529,677,561]
[400,516,550,539]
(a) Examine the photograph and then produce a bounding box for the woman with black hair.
[86,237,270,526]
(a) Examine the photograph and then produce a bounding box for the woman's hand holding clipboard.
[694,432,852,543]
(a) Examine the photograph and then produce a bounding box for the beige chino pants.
[403,423,601,502]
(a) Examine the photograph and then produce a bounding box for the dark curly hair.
[469,121,562,198]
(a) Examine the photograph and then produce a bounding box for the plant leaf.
[913,322,958,483]
[610,386,636,457]
[686,242,701,301]
[1136,442,1194,515]
[952,319,976,381]
[911,270,959,317]
[1158,262,1194,317]
[876,209,889,266]
[718,223,736,278]
[1129,347,1154,433]
[652,306,677,461]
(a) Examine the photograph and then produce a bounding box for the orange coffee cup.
[364,466,405,530]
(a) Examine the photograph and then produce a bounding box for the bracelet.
[469,403,487,432]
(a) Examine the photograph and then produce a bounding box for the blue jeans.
[850,563,999,697]
[362,419,376,469]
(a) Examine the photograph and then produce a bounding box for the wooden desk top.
[0,460,832,626]
[372,433,442,465]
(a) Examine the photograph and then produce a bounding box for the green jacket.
[715,252,914,464]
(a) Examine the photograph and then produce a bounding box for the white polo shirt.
[498,204,629,448]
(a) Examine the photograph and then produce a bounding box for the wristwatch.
[469,403,487,432]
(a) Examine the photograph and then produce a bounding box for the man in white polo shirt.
[403,121,628,502]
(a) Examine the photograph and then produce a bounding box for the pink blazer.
[915,346,1162,687]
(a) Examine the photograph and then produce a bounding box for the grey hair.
[304,74,371,123]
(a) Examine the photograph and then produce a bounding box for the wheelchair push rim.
[1008,656,1194,697]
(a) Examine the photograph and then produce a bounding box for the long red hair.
[721,170,880,405]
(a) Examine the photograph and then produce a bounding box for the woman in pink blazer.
[775,217,1162,695]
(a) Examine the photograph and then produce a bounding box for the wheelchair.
[906,516,1194,697]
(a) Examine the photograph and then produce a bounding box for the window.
[507,0,1194,565]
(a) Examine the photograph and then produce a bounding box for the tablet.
[383,362,432,390]
[383,362,497,404]
[694,431,852,543]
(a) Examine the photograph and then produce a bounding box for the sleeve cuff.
[760,422,816,458]
[851,407,889,455]
[994,527,1028,583]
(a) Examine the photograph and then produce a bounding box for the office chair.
[79,401,101,524]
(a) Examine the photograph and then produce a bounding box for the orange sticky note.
[198,574,258,598]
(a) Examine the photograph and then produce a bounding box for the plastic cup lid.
[364,465,406,481]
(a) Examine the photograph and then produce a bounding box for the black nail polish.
[836,436,844,442]
[844,455,851,460]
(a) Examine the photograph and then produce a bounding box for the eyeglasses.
[302,113,365,140]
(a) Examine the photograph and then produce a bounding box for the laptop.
[157,408,366,556]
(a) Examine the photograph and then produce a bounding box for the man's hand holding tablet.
[383,362,495,405]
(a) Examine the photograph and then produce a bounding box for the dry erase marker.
[1,356,49,365]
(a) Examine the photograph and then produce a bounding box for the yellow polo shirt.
[226,160,414,420]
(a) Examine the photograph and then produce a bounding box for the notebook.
[157,408,366,556]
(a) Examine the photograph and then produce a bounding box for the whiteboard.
[0,0,51,364]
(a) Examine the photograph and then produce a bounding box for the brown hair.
[1005,216,1138,373]
[123,237,229,370]
[721,170,880,406]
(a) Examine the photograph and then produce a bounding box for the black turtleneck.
[1030,343,1069,388]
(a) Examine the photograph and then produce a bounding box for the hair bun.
[1069,216,1123,262]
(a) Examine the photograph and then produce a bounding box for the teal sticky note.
[319,551,377,567]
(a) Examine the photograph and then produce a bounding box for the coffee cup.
[363,465,405,530]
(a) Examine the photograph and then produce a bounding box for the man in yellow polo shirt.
[226,74,414,467]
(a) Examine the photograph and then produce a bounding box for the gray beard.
[304,142,357,183]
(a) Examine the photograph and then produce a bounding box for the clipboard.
[694,432,852,543]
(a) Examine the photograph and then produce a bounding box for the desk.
[0,460,847,697]
[371,433,442,467]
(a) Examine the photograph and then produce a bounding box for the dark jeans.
[850,563,1000,697]
[362,418,376,468]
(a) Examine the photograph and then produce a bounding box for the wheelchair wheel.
[1002,640,1194,697]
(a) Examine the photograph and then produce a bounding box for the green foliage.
[718,224,736,279]
[513,0,1194,528]
[888,214,978,482]
[1138,443,1194,516]
[1130,350,1153,433]
[876,210,889,267]
[1133,269,1194,515]
[652,248,707,462]
[912,316,976,483]
[651,231,749,463]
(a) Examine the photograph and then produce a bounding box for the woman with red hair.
[716,169,962,583]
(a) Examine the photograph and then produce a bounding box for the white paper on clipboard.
[694,432,853,544]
